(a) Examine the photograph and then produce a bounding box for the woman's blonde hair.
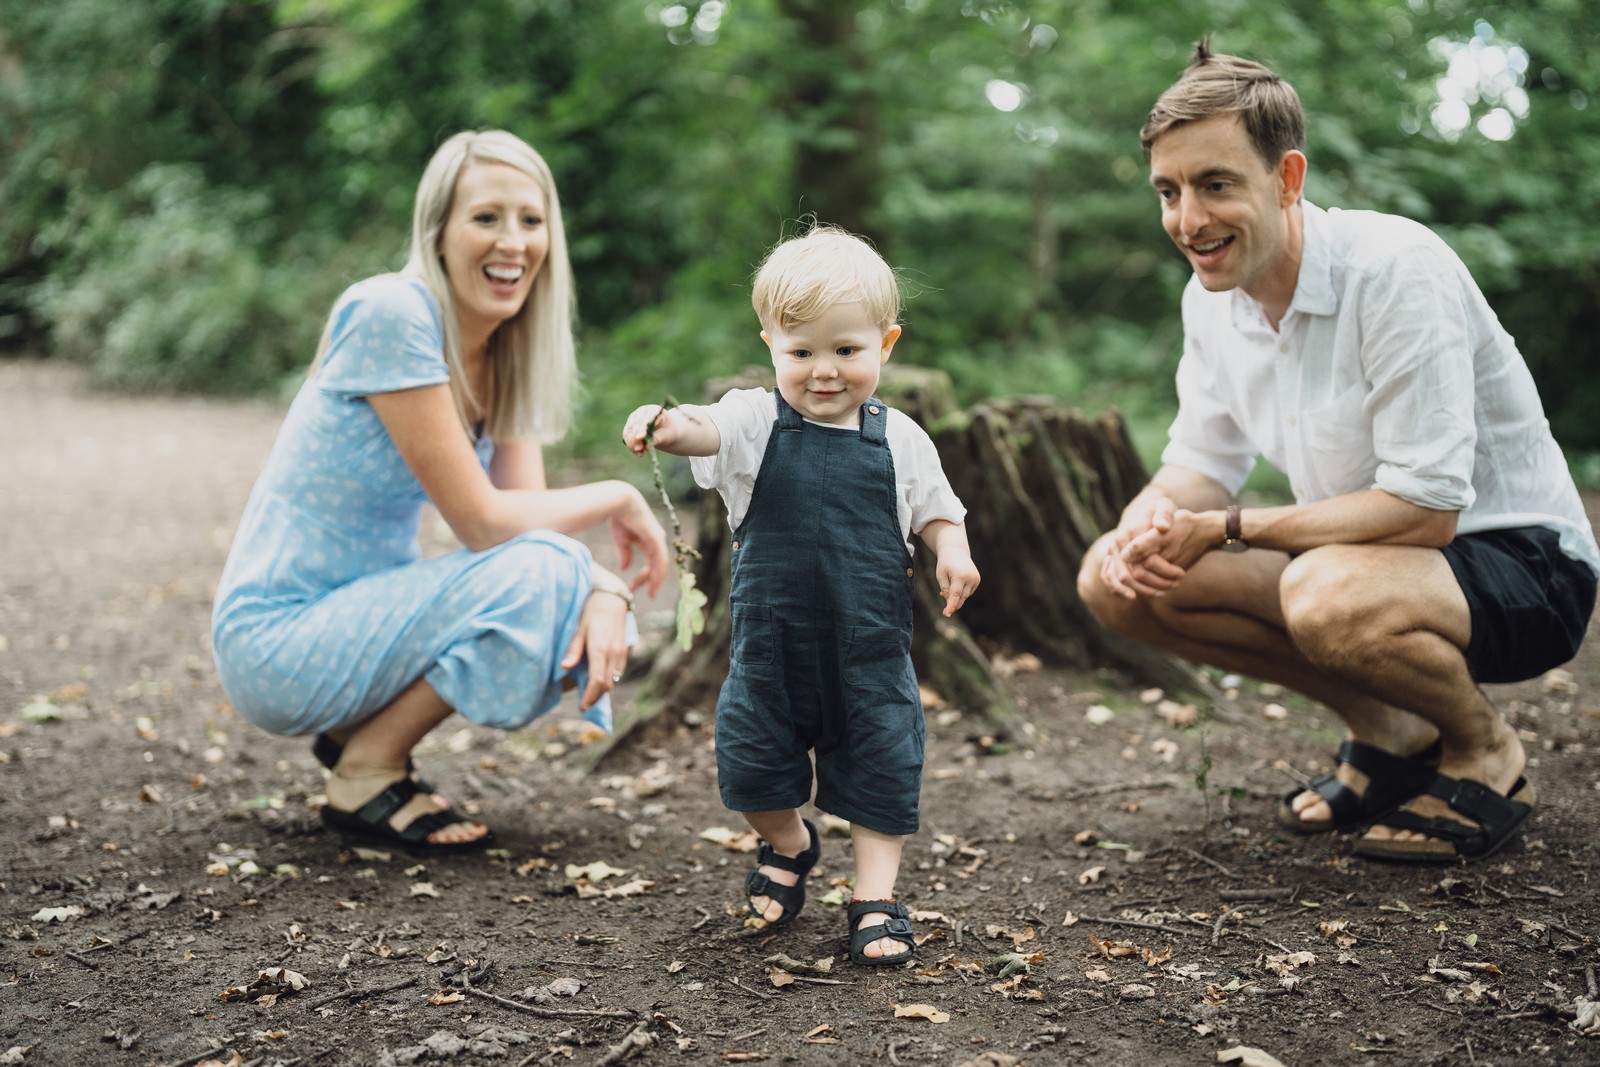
[406,129,577,442]
[313,130,577,441]
[751,223,900,333]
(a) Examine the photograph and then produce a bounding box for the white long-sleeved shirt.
[1163,201,1598,574]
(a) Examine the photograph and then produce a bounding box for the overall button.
[869,405,881,415]
[732,540,740,551]
[905,568,914,577]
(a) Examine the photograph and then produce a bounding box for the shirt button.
[1286,414,1297,426]
[1278,343,1290,354]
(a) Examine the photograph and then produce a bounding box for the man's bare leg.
[1078,535,1523,840]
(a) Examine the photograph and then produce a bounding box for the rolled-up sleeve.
[1357,248,1477,513]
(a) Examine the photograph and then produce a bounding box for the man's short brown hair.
[1140,39,1305,166]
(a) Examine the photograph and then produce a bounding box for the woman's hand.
[561,571,632,711]
[609,488,669,595]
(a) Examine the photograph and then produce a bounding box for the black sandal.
[313,733,436,795]
[1353,772,1536,864]
[320,776,493,855]
[742,818,820,927]
[1279,739,1442,833]
[847,899,916,966]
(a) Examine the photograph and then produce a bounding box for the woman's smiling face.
[438,162,549,343]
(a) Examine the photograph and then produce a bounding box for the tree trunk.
[593,367,1215,764]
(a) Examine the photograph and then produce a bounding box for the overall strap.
[859,397,888,445]
[772,389,805,431]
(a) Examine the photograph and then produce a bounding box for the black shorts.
[1441,526,1597,684]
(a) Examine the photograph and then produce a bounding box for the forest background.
[2,0,1597,481]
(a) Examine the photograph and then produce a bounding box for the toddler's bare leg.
[743,809,811,921]
[850,825,906,959]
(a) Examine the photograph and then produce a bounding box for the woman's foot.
[324,764,487,848]
[314,731,447,808]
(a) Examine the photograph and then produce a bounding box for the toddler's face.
[762,302,901,427]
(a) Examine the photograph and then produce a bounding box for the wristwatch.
[1221,504,1248,553]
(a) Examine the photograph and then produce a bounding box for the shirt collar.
[1227,200,1337,332]
[1289,201,1337,316]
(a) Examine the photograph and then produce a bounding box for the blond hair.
[313,130,577,441]
[1140,39,1305,167]
[751,223,900,332]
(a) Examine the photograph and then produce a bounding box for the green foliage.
[32,165,312,391]
[2,0,1597,450]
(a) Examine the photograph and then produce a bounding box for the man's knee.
[1280,546,1393,665]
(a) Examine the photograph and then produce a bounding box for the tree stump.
[594,366,1212,763]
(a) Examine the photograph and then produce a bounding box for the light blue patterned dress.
[212,274,611,737]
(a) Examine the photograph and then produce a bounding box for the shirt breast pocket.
[1301,384,1379,498]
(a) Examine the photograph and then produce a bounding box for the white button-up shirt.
[1162,201,1598,574]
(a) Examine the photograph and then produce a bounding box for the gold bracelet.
[589,585,635,610]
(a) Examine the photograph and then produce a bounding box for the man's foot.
[1280,738,1441,833]
[744,819,820,926]
[1357,724,1530,857]
[323,765,488,849]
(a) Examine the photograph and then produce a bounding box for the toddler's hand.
[937,552,981,617]
[622,405,666,456]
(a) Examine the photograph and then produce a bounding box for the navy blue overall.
[714,391,925,837]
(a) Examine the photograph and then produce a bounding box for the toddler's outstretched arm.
[920,519,980,617]
[622,404,721,458]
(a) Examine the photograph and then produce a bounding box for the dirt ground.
[2,358,1598,1067]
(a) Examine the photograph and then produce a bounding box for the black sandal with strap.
[1354,772,1536,864]
[313,733,436,796]
[846,899,916,967]
[742,818,821,927]
[320,776,493,855]
[1279,739,1442,833]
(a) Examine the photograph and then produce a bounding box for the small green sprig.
[645,398,708,651]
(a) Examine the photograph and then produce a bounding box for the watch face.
[1222,540,1248,554]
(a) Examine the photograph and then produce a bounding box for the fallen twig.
[727,976,777,1000]
[63,949,100,971]
[460,975,634,1019]
[301,974,418,1011]
[1058,779,1176,802]
[1078,915,1205,939]
[1219,886,1298,902]
[1168,845,1238,879]
[164,1039,237,1067]
[596,1022,654,1066]
[888,1036,921,1065]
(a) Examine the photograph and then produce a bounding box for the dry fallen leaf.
[893,1003,951,1024]
[1089,935,1139,959]
[427,992,466,1005]
[565,860,630,882]
[802,1024,838,1044]
[767,967,795,988]
[1217,1047,1288,1067]
[31,906,84,924]
[409,882,440,898]
[1078,866,1107,886]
